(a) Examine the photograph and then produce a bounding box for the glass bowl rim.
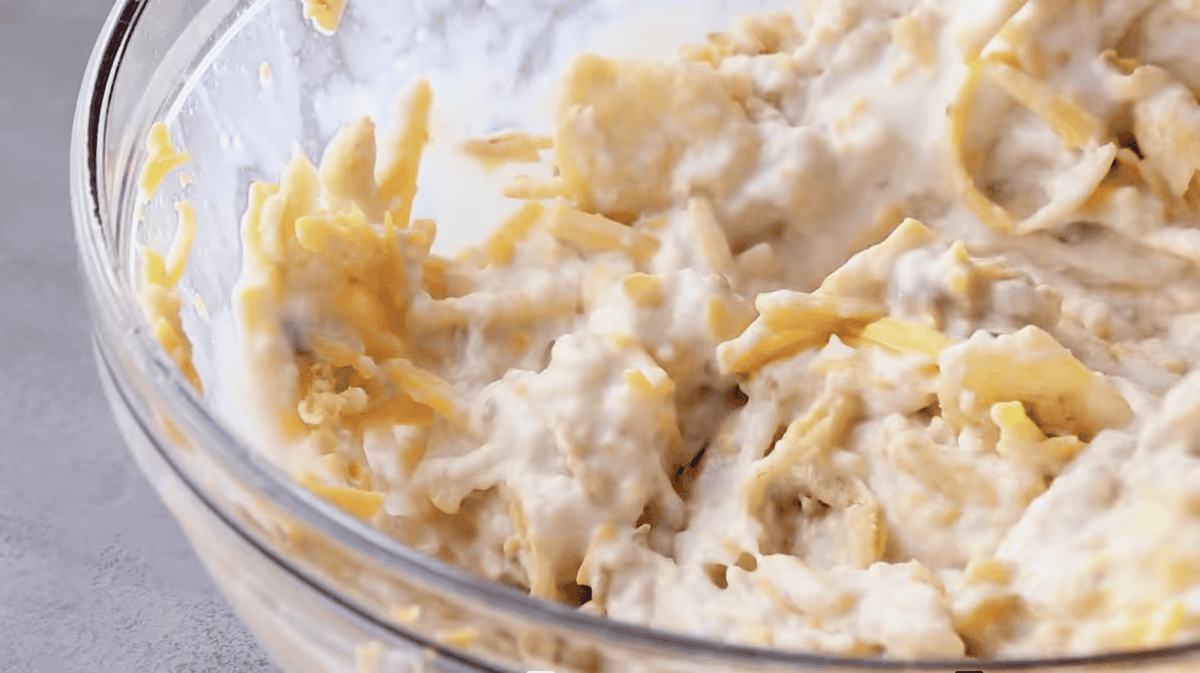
[68,0,1200,669]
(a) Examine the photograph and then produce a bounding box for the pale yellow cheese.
[138,122,190,203]
[301,0,347,35]
[462,131,554,169]
[138,198,201,392]
[938,327,1133,441]
[298,472,385,521]
[982,57,1104,150]
[855,318,955,359]
[377,79,433,227]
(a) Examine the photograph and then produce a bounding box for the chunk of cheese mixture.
[146,0,1200,659]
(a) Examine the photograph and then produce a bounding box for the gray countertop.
[0,1,278,670]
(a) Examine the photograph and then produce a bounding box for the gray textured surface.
[0,1,279,670]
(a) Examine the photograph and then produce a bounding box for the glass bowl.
[69,0,1200,671]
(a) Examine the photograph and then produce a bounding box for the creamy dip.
[163,0,1200,659]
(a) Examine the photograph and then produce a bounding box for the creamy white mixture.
[188,0,1200,659]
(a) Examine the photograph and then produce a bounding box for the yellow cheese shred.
[462,131,554,169]
[982,56,1104,150]
[707,295,753,343]
[955,0,1029,62]
[947,61,1017,234]
[547,204,660,264]
[301,0,348,35]
[422,257,450,299]
[954,593,1023,647]
[965,558,1014,584]
[382,358,460,423]
[623,272,664,307]
[688,197,735,272]
[941,327,1133,441]
[992,400,1086,467]
[856,317,955,359]
[893,15,935,69]
[377,79,433,228]
[139,199,202,392]
[138,122,191,203]
[240,180,281,269]
[502,175,571,200]
[759,296,866,333]
[729,327,842,375]
[318,116,380,219]
[349,393,435,428]
[484,201,546,265]
[299,472,385,521]
[165,201,197,286]
[720,290,882,375]
[624,367,675,396]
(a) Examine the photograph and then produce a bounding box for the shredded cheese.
[301,0,348,35]
[138,122,191,203]
[462,131,554,169]
[377,79,433,228]
[298,473,385,521]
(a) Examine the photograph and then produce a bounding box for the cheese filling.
[141,0,1200,659]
